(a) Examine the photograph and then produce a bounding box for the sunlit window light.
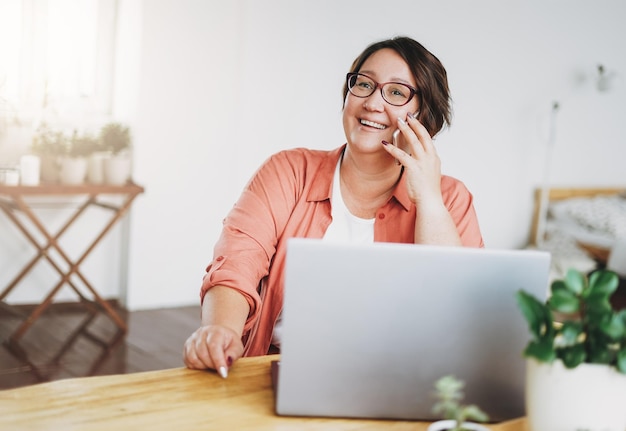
[0,0,116,133]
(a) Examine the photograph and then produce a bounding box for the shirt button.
[378,213,385,220]
[216,256,224,261]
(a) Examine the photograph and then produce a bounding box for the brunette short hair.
[343,36,452,137]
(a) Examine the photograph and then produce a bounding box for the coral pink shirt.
[200,145,483,356]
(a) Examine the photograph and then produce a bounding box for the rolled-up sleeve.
[199,150,307,331]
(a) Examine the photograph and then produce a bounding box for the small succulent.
[432,375,489,431]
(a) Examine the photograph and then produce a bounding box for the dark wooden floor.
[0,302,200,390]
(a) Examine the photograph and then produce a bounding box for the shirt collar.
[306,145,346,202]
[391,171,412,212]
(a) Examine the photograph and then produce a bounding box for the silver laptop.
[274,238,550,422]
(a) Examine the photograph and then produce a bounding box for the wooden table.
[0,183,144,345]
[0,355,529,430]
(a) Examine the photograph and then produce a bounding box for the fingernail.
[382,140,390,146]
[227,356,233,366]
[408,112,416,120]
[218,366,228,379]
[397,117,407,125]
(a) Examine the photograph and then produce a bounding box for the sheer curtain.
[0,0,118,161]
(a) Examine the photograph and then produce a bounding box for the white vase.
[427,419,490,431]
[59,157,88,185]
[526,359,626,431]
[87,152,109,184]
[103,155,132,185]
[19,155,41,186]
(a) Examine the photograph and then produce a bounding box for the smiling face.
[342,48,420,154]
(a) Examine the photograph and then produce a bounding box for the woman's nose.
[363,89,385,111]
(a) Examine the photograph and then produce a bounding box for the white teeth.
[360,119,386,130]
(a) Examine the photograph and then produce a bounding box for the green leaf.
[524,338,556,362]
[586,330,614,364]
[585,291,613,316]
[599,313,626,340]
[587,345,613,364]
[550,279,568,295]
[462,405,489,423]
[586,309,611,331]
[617,348,626,374]
[432,401,457,419]
[558,344,586,368]
[434,375,464,401]
[559,321,582,346]
[548,288,580,313]
[515,290,553,339]
[618,310,626,328]
[589,269,619,297]
[564,269,586,295]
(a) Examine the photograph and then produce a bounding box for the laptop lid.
[275,238,550,422]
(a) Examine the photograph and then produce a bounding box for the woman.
[183,36,483,378]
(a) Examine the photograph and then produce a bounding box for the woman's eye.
[389,86,407,97]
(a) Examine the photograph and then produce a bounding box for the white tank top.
[271,157,374,348]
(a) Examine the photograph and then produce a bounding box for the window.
[0,0,118,158]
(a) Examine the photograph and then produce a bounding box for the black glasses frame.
[346,72,418,107]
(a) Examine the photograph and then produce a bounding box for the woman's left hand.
[383,114,442,207]
[382,114,462,246]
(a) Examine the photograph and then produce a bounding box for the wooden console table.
[0,183,144,346]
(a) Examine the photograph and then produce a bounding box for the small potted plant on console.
[100,122,132,185]
[31,123,66,183]
[58,129,99,185]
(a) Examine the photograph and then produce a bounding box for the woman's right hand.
[183,323,245,377]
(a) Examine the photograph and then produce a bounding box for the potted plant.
[31,123,66,183]
[100,122,132,185]
[427,375,490,431]
[58,130,98,185]
[75,131,109,185]
[516,268,626,431]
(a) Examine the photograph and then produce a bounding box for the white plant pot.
[526,359,626,431]
[427,419,490,431]
[103,155,132,185]
[87,152,110,184]
[59,157,88,185]
[19,155,41,186]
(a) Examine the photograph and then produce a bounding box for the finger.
[206,332,230,378]
[382,140,413,164]
[395,116,425,159]
[189,329,215,367]
[184,336,209,369]
[223,341,245,370]
[407,115,434,153]
[184,347,203,369]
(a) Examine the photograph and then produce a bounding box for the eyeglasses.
[346,72,418,107]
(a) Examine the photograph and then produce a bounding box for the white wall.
[3,0,625,309]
